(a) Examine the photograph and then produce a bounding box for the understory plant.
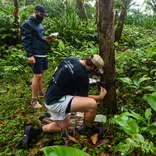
[113,105,156,155]
[41,146,90,156]
[0,2,156,155]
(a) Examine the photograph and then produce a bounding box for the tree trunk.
[13,0,21,44]
[98,0,117,112]
[76,0,88,20]
[114,10,119,25]
[115,0,128,42]
[96,0,99,24]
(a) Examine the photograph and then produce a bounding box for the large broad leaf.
[119,77,132,85]
[138,77,151,85]
[129,110,145,123]
[133,79,139,87]
[116,111,145,123]
[40,146,90,156]
[145,94,156,111]
[115,115,139,134]
[142,86,155,92]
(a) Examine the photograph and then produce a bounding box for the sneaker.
[30,101,42,108]
[20,126,34,148]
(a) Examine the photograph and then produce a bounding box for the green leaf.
[138,77,151,85]
[115,115,139,134]
[142,86,154,92]
[131,134,144,142]
[129,110,145,123]
[115,142,133,156]
[150,69,156,75]
[125,138,138,147]
[114,42,118,46]
[58,40,65,51]
[145,94,156,111]
[149,128,156,136]
[133,79,139,87]
[40,146,90,156]
[145,108,152,122]
[151,122,156,126]
[119,77,132,85]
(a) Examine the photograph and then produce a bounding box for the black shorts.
[32,57,48,74]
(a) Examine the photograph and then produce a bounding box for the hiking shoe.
[77,123,105,135]
[92,126,106,135]
[30,101,42,108]
[20,126,34,148]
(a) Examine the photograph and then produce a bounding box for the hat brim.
[41,12,48,16]
[99,68,104,74]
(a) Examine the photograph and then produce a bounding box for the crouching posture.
[20,54,107,148]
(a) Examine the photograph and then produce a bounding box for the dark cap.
[34,4,48,16]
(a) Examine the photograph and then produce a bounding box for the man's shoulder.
[21,19,28,25]
[65,57,80,65]
[21,18,31,28]
[21,16,37,27]
[66,56,78,61]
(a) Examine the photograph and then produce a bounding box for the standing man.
[21,4,48,108]
[20,54,107,148]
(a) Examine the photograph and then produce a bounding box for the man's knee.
[34,74,42,80]
[89,99,97,110]
[56,120,70,130]
[62,122,70,129]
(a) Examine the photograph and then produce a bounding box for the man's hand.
[45,36,53,44]
[28,56,35,64]
[88,87,107,101]
[100,87,107,99]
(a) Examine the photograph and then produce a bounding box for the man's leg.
[31,57,46,107]
[38,73,44,93]
[32,74,43,99]
[69,96,105,134]
[20,116,70,148]
[70,96,97,125]
[38,57,48,96]
[42,115,70,133]
[31,74,43,108]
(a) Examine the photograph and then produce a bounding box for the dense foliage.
[0,1,156,156]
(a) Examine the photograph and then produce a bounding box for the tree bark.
[96,0,99,24]
[115,0,128,42]
[98,0,117,111]
[76,0,88,20]
[13,0,21,44]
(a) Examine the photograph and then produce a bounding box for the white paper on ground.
[76,112,107,123]
[94,114,107,123]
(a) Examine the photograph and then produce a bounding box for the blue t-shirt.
[45,57,89,105]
